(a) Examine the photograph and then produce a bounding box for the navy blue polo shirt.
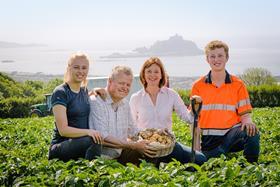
[50,83,90,144]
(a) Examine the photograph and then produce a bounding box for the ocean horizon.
[0,47,279,77]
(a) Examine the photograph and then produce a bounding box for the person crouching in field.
[88,65,158,166]
[191,40,260,163]
[48,53,103,162]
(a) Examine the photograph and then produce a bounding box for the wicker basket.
[147,139,175,158]
[136,128,176,158]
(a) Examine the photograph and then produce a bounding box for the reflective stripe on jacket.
[191,71,252,136]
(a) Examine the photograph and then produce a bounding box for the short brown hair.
[139,57,167,88]
[205,40,229,59]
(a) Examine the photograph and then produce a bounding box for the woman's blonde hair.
[139,57,167,88]
[63,53,90,87]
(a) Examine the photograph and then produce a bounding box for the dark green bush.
[248,84,280,107]
[0,97,44,118]
[177,84,280,107]
[0,73,62,118]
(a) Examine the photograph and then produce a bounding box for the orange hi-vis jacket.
[191,71,252,136]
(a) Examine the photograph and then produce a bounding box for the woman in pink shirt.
[129,57,206,166]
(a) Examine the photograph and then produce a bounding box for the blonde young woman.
[48,53,102,161]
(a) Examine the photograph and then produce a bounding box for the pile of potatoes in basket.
[138,128,174,145]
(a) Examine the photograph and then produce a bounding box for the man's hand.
[131,140,158,158]
[240,113,258,137]
[241,122,258,137]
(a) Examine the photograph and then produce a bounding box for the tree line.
[0,67,279,118]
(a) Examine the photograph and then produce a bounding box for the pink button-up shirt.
[129,87,193,131]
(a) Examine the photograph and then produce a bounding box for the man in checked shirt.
[89,65,157,165]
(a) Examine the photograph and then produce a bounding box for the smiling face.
[68,57,89,84]
[144,63,162,88]
[108,72,133,102]
[206,47,228,72]
[140,57,166,88]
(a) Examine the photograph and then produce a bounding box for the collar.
[205,70,232,84]
[141,87,166,97]
[104,89,125,107]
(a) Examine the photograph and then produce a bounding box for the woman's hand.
[190,95,202,114]
[87,129,103,144]
[191,95,202,104]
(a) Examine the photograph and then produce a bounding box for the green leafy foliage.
[248,84,280,107]
[1,108,279,186]
[176,89,191,105]
[0,73,62,118]
[0,97,43,118]
[0,72,28,98]
[239,67,277,86]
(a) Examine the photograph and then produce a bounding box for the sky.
[0,0,280,50]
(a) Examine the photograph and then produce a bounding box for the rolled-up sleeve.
[51,89,67,108]
[89,96,109,138]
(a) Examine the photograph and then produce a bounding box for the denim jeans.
[48,136,101,162]
[202,126,260,163]
[157,142,207,166]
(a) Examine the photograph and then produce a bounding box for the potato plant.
[1,107,279,186]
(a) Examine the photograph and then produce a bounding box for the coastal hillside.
[0,41,47,48]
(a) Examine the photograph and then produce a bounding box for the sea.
[0,47,279,77]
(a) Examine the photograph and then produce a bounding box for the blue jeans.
[48,136,101,162]
[157,142,207,166]
[202,126,260,163]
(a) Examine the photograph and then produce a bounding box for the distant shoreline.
[2,71,198,89]
[3,71,64,82]
[2,71,280,90]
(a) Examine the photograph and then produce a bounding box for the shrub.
[0,97,44,118]
[239,67,277,86]
[248,84,280,107]
[0,73,62,118]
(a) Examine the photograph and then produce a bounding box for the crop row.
[1,107,279,186]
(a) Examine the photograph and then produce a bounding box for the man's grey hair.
[109,65,133,80]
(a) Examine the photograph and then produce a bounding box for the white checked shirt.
[129,87,194,131]
[89,93,138,159]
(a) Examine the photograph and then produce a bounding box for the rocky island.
[101,34,203,58]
